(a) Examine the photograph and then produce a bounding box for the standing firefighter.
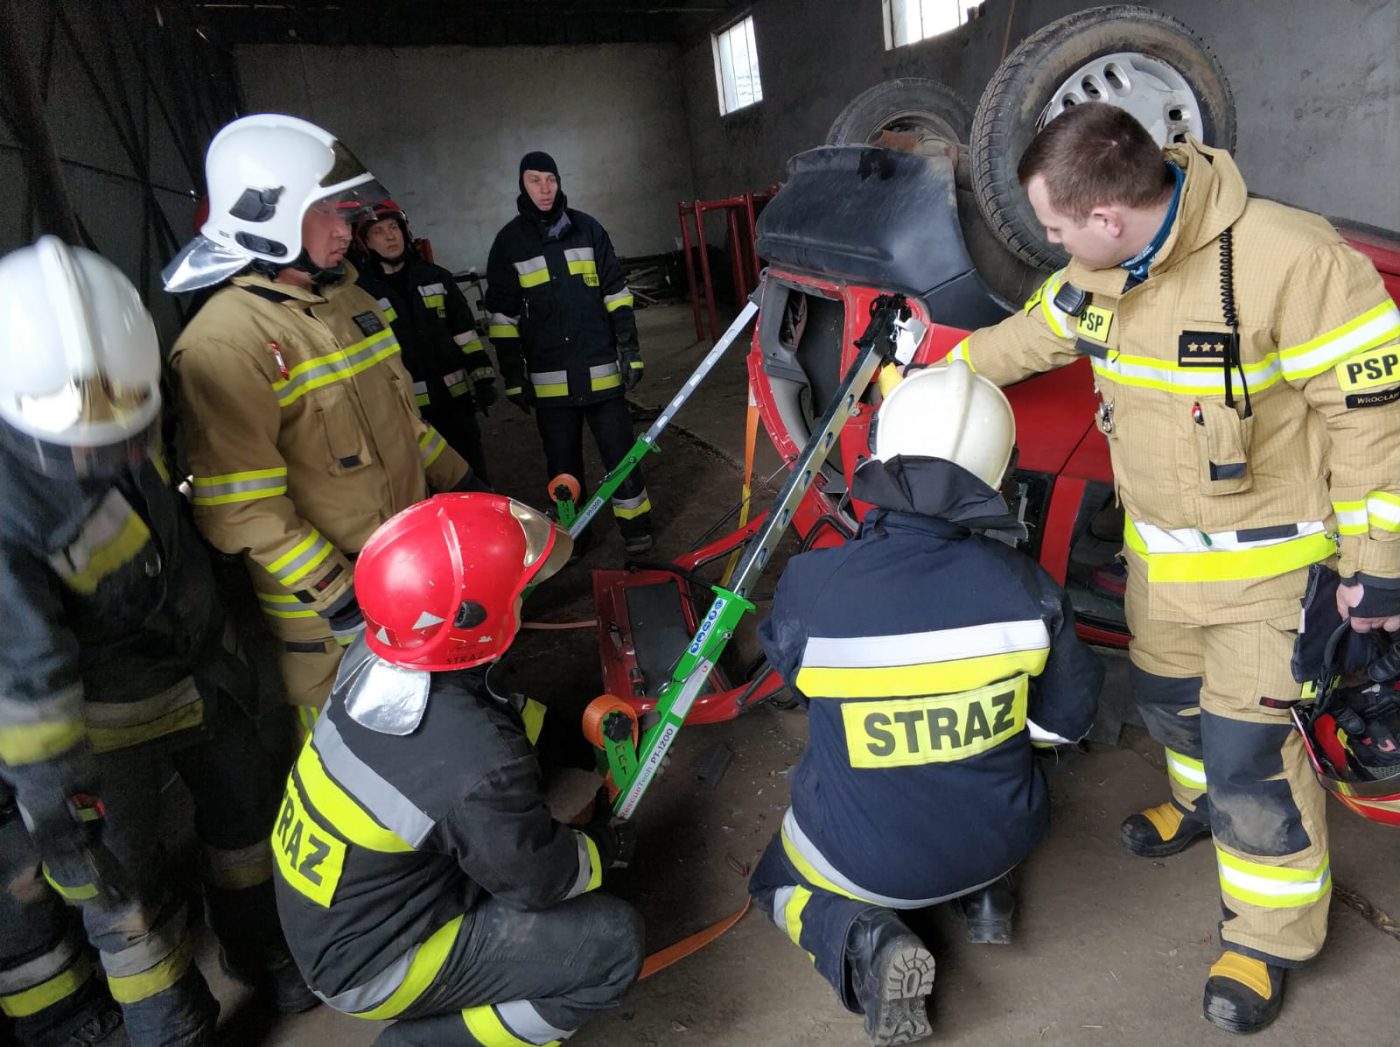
[485,151,654,554]
[164,114,476,720]
[273,494,642,1046]
[0,238,313,1047]
[749,363,1101,1047]
[355,200,498,486]
[948,102,1400,1033]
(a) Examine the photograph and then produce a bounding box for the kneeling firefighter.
[748,363,1102,1046]
[0,238,313,1047]
[273,493,643,1046]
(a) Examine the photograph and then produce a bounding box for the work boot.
[845,909,935,1046]
[1120,799,1211,858]
[1203,951,1286,1034]
[957,876,1016,945]
[61,1006,127,1047]
[219,946,319,1014]
[623,532,655,557]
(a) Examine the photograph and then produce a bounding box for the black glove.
[583,788,636,873]
[22,764,132,909]
[619,344,643,392]
[505,383,534,413]
[452,469,492,494]
[474,379,498,416]
[323,587,365,647]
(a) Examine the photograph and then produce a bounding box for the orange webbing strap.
[640,896,752,980]
[720,382,762,587]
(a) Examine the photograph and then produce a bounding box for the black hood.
[852,455,1026,541]
[517,150,569,226]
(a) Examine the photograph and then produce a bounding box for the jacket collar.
[1067,136,1247,296]
[852,456,1026,542]
[232,260,361,306]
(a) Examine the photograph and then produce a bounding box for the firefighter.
[947,102,1400,1033]
[484,151,654,555]
[749,363,1102,1047]
[163,114,477,720]
[273,493,643,1046]
[355,200,499,486]
[0,237,314,1047]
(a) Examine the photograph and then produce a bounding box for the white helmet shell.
[872,360,1015,487]
[0,236,160,449]
[162,113,387,292]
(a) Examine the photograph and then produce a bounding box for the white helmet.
[162,113,389,292]
[871,360,1015,487]
[0,236,161,474]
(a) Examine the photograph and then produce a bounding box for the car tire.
[970,4,1237,272]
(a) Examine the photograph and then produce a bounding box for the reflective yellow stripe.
[522,698,546,745]
[1333,499,1368,536]
[611,497,651,520]
[1217,850,1331,909]
[488,325,519,339]
[88,699,204,754]
[604,293,634,313]
[59,512,151,595]
[107,938,193,1004]
[0,956,93,1018]
[946,338,973,368]
[190,467,289,506]
[293,743,413,853]
[41,865,98,902]
[1165,748,1207,790]
[418,427,447,468]
[0,719,86,765]
[1091,351,1284,396]
[384,306,398,323]
[422,294,445,311]
[257,592,319,619]
[1038,271,1072,339]
[1124,518,1335,583]
[518,269,550,288]
[795,648,1049,700]
[462,1003,554,1047]
[583,833,603,893]
[533,384,568,398]
[272,329,401,407]
[353,916,463,1019]
[783,886,812,948]
[1366,491,1400,533]
[267,530,333,586]
[591,372,623,391]
[779,826,867,903]
[567,259,598,279]
[1280,300,1400,380]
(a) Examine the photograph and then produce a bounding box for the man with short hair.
[485,151,654,554]
[165,114,476,720]
[949,101,1400,1033]
[356,201,498,485]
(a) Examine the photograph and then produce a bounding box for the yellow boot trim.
[1209,952,1273,1001]
[1140,801,1185,842]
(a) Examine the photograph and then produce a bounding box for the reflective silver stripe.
[567,830,594,899]
[530,370,568,385]
[190,471,287,504]
[312,715,434,847]
[783,809,1006,908]
[317,948,412,1014]
[0,684,84,728]
[417,282,446,296]
[801,619,1049,669]
[272,329,399,407]
[82,676,199,730]
[512,256,549,276]
[0,931,82,994]
[602,289,633,307]
[411,380,429,397]
[48,490,147,581]
[562,247,595,264]
[376,297,392,311]
[611,489,649,511]
[1132,519,1327,554]
[201,839,273,886]
[266,531,333,586]
[490,311,520,327]
[453,331,483,347]
[99,903,187,976]
[498,999,573,1044]
[770,885,796,934]
[588,362,620,378]
[443,369,468,388]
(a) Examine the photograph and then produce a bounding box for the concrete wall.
[679,0,1400,231]
[237,43,695,271]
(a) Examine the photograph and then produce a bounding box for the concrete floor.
[212,303,1400,1047]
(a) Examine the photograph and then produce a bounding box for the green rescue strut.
[605,294,911,819]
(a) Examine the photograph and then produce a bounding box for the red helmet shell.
[356,493,568,671]
[354,198,411,253]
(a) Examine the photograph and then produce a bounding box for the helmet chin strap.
[288,248,346,285]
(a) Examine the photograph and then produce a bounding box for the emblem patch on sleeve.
[352,311,385,336]
[1178,331,1229,367]
[1336,347,1400,392]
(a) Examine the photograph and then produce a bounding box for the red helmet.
[356,494,572,671]
[353,198,412,254]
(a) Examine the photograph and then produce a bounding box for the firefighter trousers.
[368,892,644,1047]
[426,403,491,490]
[1127,576,1330,966]
[534,398,652,539]
[1,699,288,1047]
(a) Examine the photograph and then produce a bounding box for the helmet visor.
[162,234,252,293]
[16,374,156,440]
[510,500,573,584]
